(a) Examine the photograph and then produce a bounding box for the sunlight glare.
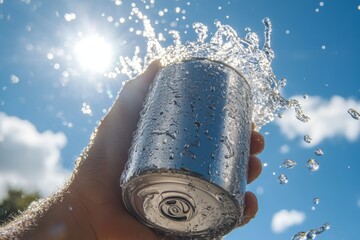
[74,35,113,73]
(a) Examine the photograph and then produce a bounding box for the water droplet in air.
[193,22,208,43]
[319,2,324,7]
[314,148,324,156]
[304,135,312,143]
[292,223,330,240]
[307,159,319,172]
[313,197,320,205]
[282,159,297,169]
[10,74,20,84]
[64,13,76,22]
[321,45,326,50]
[319,222,330,232]
[285,30,290,34]
[292,231,307,240]
[278,174,288,184]
[306,229,317,239]
[348,108,360,120]
[81,103,92,115]
[303,93,308,99]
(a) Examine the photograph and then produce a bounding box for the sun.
[74,34,113,73]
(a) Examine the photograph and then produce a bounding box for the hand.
[19,61,264,239]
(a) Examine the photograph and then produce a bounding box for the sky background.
[0,0,360,239]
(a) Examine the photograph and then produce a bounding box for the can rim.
[161,57,252,91]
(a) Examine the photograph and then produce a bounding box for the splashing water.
[292,223,330,240]
[116,10,309,128]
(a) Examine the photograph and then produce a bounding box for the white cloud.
[0,112,71,200]
[275,95,360,147]
[271,209,306,233]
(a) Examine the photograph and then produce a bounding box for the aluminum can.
[121,58,252,239]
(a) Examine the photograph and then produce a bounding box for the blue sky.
[1,0,360,239]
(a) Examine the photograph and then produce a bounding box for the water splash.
[116,10,308,128]
[292,223,330,240]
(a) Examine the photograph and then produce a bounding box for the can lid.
[122,171,241,238]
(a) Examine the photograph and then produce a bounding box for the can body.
[121,58,252,239]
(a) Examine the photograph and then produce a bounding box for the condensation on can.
[121,58,252,239]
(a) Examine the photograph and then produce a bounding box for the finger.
[239,191,258,226]
[247,155,262,184]
[250,130,265,155]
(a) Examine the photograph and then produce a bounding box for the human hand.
[68,60,264,239]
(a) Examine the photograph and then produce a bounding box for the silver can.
[121,58,252,239]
